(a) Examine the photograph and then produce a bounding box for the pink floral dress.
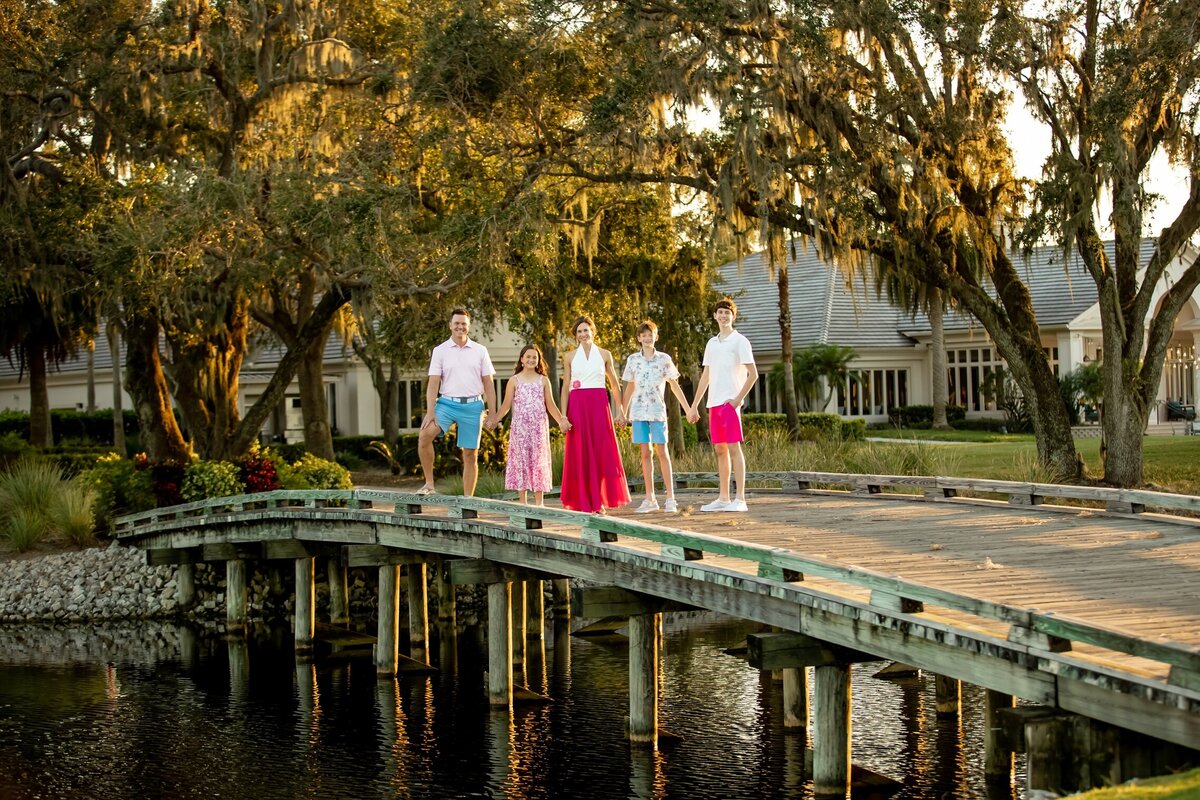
[505,379,553,492]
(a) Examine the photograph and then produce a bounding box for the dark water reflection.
[0,615,1024,799]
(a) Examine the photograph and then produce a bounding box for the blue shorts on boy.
[433,395,485,450]
[631,420,668,445]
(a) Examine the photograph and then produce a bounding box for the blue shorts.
[434,396,485,450]
[631,420,668,445]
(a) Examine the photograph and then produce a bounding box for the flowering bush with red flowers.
[149,462,185,507]
[240,452,281,493]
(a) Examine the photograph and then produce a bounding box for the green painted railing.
[113,471,1200,691]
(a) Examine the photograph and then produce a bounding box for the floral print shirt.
[622,351,680,422]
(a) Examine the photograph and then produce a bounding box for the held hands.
[560,419,573,432]
[483,413,498,431]
[686,405,701,424]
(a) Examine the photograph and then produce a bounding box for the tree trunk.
[124,314,189,463]
[777,263,801,438]
[233,286,351,458]
[667,384,684,458]
[298,328,335,461]
[382,362,401,447]
[930,290,950,430]
[544,343,559,399]
[167,300,248,461]
[27,344,52,448]
[1020,349,1082,482]
[107,321,126,454]
[85,338,96,413]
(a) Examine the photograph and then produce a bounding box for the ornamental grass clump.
[0,458,98,550]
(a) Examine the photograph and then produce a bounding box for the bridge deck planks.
[573,489,1200,683]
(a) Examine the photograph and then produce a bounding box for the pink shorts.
[708,403,744,444]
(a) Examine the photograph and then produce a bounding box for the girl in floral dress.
[489,345,571,506]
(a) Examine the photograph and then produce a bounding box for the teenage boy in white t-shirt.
[687,298,758,512]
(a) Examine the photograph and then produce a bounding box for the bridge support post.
[511,581,525,679]
[526,580,544,641]
[782,667,808,731]
[628,612,660,747]
[294,557,315,656]
[375,565,400,676]
[935,674,960,717]
[813,663,852,796]
[434,558,457,672]
[226,560,248,633]
[551,578,570,621]
[487,582,513,707]
[327,559,349,626]
[176,563,196,610]
[984,689,1014,783]
[406,563,428,661]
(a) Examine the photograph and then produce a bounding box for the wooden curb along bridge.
[113,472,1200,795]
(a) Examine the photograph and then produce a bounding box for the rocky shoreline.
[0,543,486,626]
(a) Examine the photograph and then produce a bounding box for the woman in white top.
[559,315,630,513]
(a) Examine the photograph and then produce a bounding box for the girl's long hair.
[513,344,547,376]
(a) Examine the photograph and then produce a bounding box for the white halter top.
[570,346,606,389]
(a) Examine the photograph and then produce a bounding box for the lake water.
[0,615,1025,799]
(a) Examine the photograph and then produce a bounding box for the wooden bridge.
[113,472,1200,795]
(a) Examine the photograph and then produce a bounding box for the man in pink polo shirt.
[417,308,497,496]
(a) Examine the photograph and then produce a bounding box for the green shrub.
[82,453,155,533]
[0,431,30,464]
[332,435,388,465]
[182,460,246,502]
[841,418,867,441]
[334,450,364,470]
[887,405,967,427]
[289,453,353,490]
[953,417,1009,432]
[0,409,140,446]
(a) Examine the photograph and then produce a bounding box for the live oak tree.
[994,0,1200,486]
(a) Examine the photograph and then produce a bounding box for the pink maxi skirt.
[561,388,630,513]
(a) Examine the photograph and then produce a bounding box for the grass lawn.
[1067,767,1200,799]
[871,429,1200,496]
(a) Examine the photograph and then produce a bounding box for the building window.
[836,369,908,417]
[946,347,1004,412]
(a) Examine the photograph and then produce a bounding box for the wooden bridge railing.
[112,471,1200,693]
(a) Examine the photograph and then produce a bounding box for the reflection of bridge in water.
[114,472,1200,795]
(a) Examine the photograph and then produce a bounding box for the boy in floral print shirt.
[621,320,692,513]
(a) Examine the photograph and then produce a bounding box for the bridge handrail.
[112,477,1200,683]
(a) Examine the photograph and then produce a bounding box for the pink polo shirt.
[428,337,496,397]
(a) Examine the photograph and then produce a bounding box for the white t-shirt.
[702,330,755,407]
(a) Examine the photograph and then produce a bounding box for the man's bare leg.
[417,421,441,491]
[462,448,479,497]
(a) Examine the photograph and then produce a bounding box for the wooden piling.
[1025,716,1071,796]
[935,673,960,718]
[226,560,248,632]
[511,580,525,677]
[984,689,1015,783]
[327,559,349,625]
[782,667,808,731]
[551,578,570,620]
[628,613,660,746]
[488,582,513,707]
[526,580,544,640]
[294,557,315,656]
[375,565,400,676]
[435,558,457,672]
[406,562,428,659]
[812,664,851,796]
[176,563,195,610]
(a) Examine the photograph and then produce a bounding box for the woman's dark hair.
[514,344,547,376]
[572,315,595,336]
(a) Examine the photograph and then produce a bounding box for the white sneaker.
[635,498,660,514]
[700,499,729,512]
[663,499,678,513]
[722,499,748,513]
